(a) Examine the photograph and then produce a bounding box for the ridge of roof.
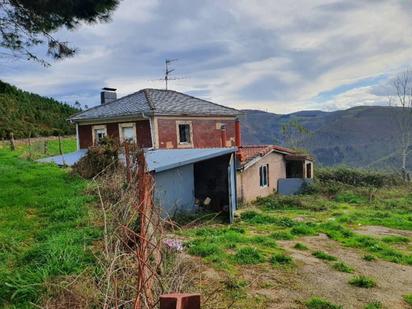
[143,88,156,110]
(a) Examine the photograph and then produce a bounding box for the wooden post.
[58,135,63,155]
[10,133,15,151]
[27,132,32,159]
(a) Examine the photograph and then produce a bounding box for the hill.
[240,106,410,171]
[0,80,79,138]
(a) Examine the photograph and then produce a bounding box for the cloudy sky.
[2,0,412,113]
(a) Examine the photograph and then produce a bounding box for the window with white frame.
[177,121,192,145]
[119,123,136,143]
[259,164,269,187]
[92,125,107,145]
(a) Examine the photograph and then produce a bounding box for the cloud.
[2,0,412,113]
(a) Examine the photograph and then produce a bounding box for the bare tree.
[388,70,412,180]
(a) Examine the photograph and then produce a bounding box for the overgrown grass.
[0,149,100,307]
[349,275,377,288]
[305,297,343,309]
[294,242,308,250]
[364,301,383,309]
[270,253,293,266]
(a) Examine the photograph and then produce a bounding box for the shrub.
[270,253,293,265]
[305,297,343,309]
[332,261,353,273]
[72,137,120,179]
[234,247,265,265]
[349,275,376,288]
[312,251,337,261]
[316,167,403,188]
[294,243,308,250]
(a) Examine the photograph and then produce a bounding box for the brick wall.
[157,118,236,149]
[78,120,152,149]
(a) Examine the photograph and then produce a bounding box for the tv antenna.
[165,58,178,90]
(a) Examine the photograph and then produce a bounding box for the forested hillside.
[0,80,79,138]
[241,106,410,171]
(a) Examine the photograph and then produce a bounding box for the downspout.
[75,123,80,151]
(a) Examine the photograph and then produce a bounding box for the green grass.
[363,254,377,261]
[0,149,100,307]
[270,253,293,266]
[305,297,343,309]
[312,251,337,261]
[234,247,265,265]
[403,294,412,306]
[364,301,383,309]
[332,261,353,273]
[349,275,376,288]
[294,242,308,250]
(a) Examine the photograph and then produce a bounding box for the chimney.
[220,125,227,147]
[100,87,117,104]
[235,118,241,147]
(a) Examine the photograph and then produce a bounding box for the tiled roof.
[236,145,295,166]
[70,88,240,122]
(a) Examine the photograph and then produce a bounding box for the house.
[236,145,313,203]
[70,88,241,150]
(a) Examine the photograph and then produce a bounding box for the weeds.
[305,297,343,309]
[333,261,353,273]
[312,251,337,261]
[270,253,293,266]
[403,294,412,306]
[363,254,377,261]
[364,301,383,309]
[349,275,376,288]
[294,243,308,250]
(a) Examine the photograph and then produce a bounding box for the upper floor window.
[119,123,136,143]
[92,125,107,145]
[177,121,193,146]
[259,164,269,187]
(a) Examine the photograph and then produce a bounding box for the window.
[119,123,136,143]
[92,125,107,145]
[177,122,192,145]
[259,164,269,187]
[306,162,312,178]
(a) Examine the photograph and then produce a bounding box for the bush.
[349,275,376,288]
[316,167,403,188]
[72,137,120,179]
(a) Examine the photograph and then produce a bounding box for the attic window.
[177,121,192,146]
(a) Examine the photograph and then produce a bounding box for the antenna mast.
[165,58,178,90]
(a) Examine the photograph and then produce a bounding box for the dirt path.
[242,234,412,308]
[354,225,412,238]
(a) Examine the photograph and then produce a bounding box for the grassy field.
[181,185,412,308]
[0,145,100,308]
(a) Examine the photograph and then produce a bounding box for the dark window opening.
[286,161,304,178]
[178,124,191,144]
[259,164,269,187]
[306,163,312,178]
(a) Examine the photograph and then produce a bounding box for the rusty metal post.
[160,293,201,309]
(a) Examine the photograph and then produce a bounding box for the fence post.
[159,293,200,309]
[10,133,15,151]
[44,140,48,155]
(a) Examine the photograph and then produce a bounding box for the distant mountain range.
[240,106,410,171]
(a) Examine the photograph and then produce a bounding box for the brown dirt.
[354,225,412,238]
[241,233,412,309]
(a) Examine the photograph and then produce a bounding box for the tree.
[388,70,412,180]
[0,0,119,65]
[74,100,81,110]
[280,119,311,151]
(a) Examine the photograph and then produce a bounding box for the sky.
[2,0,412,114]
